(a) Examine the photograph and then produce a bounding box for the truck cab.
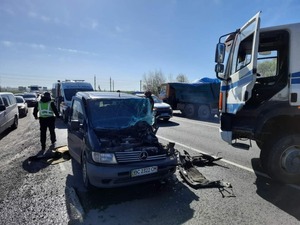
[215,12,300,184]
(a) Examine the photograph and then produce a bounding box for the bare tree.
[176,73,189,83]
[142,69,166,95]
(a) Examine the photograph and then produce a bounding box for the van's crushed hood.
[94,121,173,158]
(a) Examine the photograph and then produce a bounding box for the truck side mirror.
[215,63,224,73]
[215,43,225,63]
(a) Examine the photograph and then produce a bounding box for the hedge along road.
[0,108,299,224]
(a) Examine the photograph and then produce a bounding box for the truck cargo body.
[159,79,220,120]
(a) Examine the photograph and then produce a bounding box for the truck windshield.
[88,98,154,129]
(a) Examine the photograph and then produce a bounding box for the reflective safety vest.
[38,102,54,118]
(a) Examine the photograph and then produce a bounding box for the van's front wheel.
[82,154,94,190]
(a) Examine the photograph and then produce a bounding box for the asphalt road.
[0,109,299,225]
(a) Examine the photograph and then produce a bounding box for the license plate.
[131,166,158,177]
[161,113,169,116]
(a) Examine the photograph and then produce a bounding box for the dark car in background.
[15,96,28,117]
[67,91,177,189]
[22,93,38,107]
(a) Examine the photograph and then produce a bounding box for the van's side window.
[71,100,84,123]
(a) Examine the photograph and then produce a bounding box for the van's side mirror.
[0,105,6,111]
[70,120,82,131]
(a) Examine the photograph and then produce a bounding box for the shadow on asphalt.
[251,158,300,221]
[156,120,180,127]
[65,159,197,225]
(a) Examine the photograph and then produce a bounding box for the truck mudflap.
[177,150,234,197]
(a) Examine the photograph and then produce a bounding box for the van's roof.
[75,91,140,100]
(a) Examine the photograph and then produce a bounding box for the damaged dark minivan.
[67,91,177,189]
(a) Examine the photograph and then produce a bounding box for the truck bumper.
[220,129,232,144]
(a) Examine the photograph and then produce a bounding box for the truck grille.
[115,151,167,163]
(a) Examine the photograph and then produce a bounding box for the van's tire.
[197,105,211,120]
[260,134,300,184]
[11,116,18,130]
[184,104,195,118]
[82,153,94,190]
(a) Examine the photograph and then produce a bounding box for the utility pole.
[140,80,142,92]
[94,75,96,90]
[110,77,111,92]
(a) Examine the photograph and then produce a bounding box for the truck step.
[231,142,250,150]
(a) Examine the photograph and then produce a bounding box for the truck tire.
[184,104,195,118]
[260,134,300,184]
[197,105,211,120]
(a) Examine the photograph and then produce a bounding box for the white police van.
[52,80,93,122]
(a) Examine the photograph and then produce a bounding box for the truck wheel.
[261,134,300,184]
[197,105,211,120]
[184,104,195,118]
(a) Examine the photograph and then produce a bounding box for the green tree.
[257,59,277,77]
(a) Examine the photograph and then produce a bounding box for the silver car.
[0,92,18,134]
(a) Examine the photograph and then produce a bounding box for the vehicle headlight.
[91,152,117,164]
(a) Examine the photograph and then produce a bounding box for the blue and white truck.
[214,12,300,184]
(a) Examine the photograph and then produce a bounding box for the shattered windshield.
[88,98,154,129]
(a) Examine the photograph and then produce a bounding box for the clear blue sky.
[0,0,299,91]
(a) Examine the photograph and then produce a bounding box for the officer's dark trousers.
[39,117,56,150]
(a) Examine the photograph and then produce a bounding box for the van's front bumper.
[86,157,177,188]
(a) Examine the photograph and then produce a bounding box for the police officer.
[33,92,60,150]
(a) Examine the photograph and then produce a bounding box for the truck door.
[224,12,260,114]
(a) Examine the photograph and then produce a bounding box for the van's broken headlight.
[92,152,117,164]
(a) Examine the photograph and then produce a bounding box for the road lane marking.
[157,135,300,191]
[172,116,220,129]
